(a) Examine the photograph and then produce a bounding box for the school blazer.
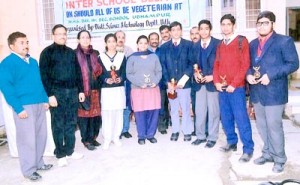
[248,32,299,106]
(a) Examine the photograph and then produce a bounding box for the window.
[287,8,300,42]
[246,0,261,28]
[41,0,55,41]
[205,0,213,22]
[221,0,236,17]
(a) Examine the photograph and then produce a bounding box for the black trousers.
[78,116,101,144]
[50,88,78,159]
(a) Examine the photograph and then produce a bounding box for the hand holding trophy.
[110,65,118,83]
[167,78,177,99]
[253,66,261,80]
[220,75,228,90]
[193,64,204,83]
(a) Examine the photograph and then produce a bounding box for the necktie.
[203,43,207,49]
[224,39,230,45]
[174,42,177,47]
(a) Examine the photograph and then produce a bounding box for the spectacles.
[256,21,272,27]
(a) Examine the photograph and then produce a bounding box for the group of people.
[0,10,299,181]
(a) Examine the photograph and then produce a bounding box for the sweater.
[213,36,250,88]
[0,53,48,114]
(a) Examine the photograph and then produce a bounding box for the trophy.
[253,66,261,79]
[144,74,151,87]
[167,78,177,99]
[193,64,204,82]
[110,65,117,81]
[220,75,228,90]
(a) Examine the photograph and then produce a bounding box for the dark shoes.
[191,131,196,136]
[37,164,53,171]
[184,134,192,141]
[120,132,132,139]
[253,156,274,165]
[191,139,207,145]
[92,140,101,147]
[138,139,145,145]
[25,172,42,181]
[160,130,167,134]
[170,132,179,141]
[239,153,253,163]
[147,138,157,143]
[219,144,237,152]
[272,163,284,173]
[84,143,96,151]
[205,140,216,148]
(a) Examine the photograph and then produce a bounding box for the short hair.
[220,14,236,25]
[77,30,91,40]
[169,21,182,30]
[257,10,276,22]
[136,35,148,44]
[159,25,170,33]
[198,19,212,30]
[52,24,67,35]
[114,30,126,37]
[148,32,159,40]
[190,26,198,32]
[7,31,26,46]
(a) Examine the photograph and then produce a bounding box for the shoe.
[160,130,167,134]
[253,156,274,165]
[25,172,42,181]
[239,153,253,163]
[219,144,237,152]
[147,138,157,143]
[191,131,196,136]
[205,140,216,148]
[272,163,284,173]
[92,140,101,147]
[170,132,179,141]
[184,134,192,141]
[67,152,84,160]
[138,139,145,145]
[191,139,207,145]
[84,143,96,151]
[113,139,122,147]
[37,164,53,171]
[102,142,110,150]
[57,157,68,167]
[122,132,132,138]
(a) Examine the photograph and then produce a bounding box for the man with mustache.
[190,26,200,43]
[0,32,52,181]
[115,30,134,139]
[39,24,85,167]
[159,25,171,46]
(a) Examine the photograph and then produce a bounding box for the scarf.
[76,44,102,96]
[128,50,153,58]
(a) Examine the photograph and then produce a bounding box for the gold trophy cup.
[167,78,177,99]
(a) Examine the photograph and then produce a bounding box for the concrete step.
[286,88,300,116]
[290,79,300,88]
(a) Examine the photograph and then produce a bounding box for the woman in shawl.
[75,30,102,151]
[126,35,162,145]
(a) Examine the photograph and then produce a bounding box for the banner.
[54,0,204,37]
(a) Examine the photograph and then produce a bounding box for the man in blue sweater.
[0,32,52,181]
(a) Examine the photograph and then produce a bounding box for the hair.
[136,35,148,44]
[220,14,236,25]
[190,26,198,32]
[148,32,159,40]
[52,24,67,35]
[198,19,212,30]
[169,21,182,30]
[7,31,26,46]
[104,33,117,51]
[159,25,170,33]
[114,30,126,37]
[257,10,276,22]
[77,30,91,40]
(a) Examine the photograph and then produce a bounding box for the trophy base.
[167,92,177,99]
[221,86,228,90]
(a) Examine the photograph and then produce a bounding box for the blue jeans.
[219,87,254,154]
[122,107,131,133]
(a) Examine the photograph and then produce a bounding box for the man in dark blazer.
[247,11,299,173]
[191,20,221,148]
[160,21,193,142]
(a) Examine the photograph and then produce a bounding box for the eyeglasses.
[256,21,273,27]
